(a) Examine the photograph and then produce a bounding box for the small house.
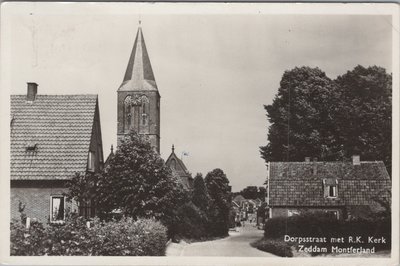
[267,156,391,219]
[10,83,104,223]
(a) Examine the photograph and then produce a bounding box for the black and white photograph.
[0,2,398,265]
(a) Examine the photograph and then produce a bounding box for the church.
[111,23,193,189]
[10,23,192,224]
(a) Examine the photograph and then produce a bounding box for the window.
[323,178,338,198]
[329,185,336,197]
[50,196,65,223]
[124,95,133,132]
[325,210,339,220]
[88,151,95,171]
[142,113,147,125]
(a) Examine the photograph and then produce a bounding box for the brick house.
[266,156,391,220]
[165,145,193,190]
[10,83,104,224]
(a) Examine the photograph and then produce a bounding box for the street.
[166,224,276,257]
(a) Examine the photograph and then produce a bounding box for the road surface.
[166,224,276,257]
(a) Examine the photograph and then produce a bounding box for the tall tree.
[192,173,209,212]
[240,186,258,199]
[205,168,231,237]
[67,131,188,229]
[260,67,341,162]
[258,186,267,201]
[333,65,392,173]
[260,65,392,175]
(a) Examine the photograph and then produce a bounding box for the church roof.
[118,26,158,92]
[104,145,115,168]
[165,146,192,189]
[10,94,98,180]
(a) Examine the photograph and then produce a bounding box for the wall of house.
[271,207,344,219]
[11,182,78,224]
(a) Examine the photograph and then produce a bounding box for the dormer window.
[88,151,95,171]
[323,178,338,198]
[26,142,38,152]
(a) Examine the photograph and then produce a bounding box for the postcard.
[0,2,398,265]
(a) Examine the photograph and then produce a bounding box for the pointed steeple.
[118,24,158,91]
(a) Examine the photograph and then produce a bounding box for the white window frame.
[50,195,65,223]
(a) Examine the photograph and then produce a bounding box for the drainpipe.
[266,161,271,218]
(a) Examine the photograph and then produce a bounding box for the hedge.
[251,238,293,257]
[10,216,168,256]
[263,212,391,254]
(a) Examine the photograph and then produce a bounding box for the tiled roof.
[118,27,158,92]
[269,161,391,207]
[11,95,98,180]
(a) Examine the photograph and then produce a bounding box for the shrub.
[43,215,96,255]
[170,202,209,240]
[10,216,168,256]
[251,238,293,257]
[92,218,167,256]
[10,219,46,256]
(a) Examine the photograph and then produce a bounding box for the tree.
[67,131,188,231]
[258,187,267,201]
[333,65,392,174]
[192,173,209,212]
[240,186,258,199]
[260,67,341,163]
[204,168,231,237]
[260,65,392,175]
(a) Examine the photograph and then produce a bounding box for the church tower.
[117,23,160,153]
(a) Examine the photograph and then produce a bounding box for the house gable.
[10,94,101,180]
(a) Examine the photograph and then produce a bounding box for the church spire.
[118,23,158,92]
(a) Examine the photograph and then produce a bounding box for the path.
[166,224,276,257]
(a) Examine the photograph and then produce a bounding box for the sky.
[1,3,394,191]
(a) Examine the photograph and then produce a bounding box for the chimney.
[27,82,38,101]
[305,157,310,162]
[352,155,360,165]
[312,157,317,175]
